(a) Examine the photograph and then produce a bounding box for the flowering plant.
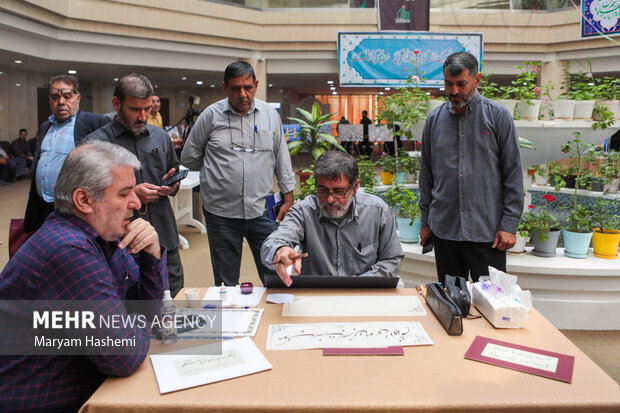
[518,194,560,241]
[510,61,541,104]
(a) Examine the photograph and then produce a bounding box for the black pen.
[357,243,362,252]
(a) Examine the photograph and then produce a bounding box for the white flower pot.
[573,100,595,120]
[534,173,548,186]
[551,99,575,120]
[517,99,541,120]
[599,100,620,120]
[508,233,529,254]
[495,99,517,118]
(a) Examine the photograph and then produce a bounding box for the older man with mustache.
[261,150,403,287]
[23,75,110,234]
[86,73,184,297]
[418,51,523,285]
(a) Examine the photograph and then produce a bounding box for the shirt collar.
[447,90,481,116]
[48,112,78,127]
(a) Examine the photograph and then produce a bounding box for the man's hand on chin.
[119,218,161,259]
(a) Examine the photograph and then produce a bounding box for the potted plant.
[478,68,517,117]
[597,76,620,119]
[376,153,397,185]
[561,132,594,197]
[518,194,561,257]
[294,166,315,201]
[511,61,542,120]
[563,58,596,120]
[562,204,594,259]
[544,74,575,120]
[397,149,420,183]
[383,184,421,243]
[590,198,620,259]
[600,150,619,194]
[548,161,567,191]
[509,219,529,254]
[287,102,345,160]
[358,156,377,194]
[533,163,548,186]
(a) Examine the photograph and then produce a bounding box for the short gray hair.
[54,141,141,214]
[114,73,153,102]
[314,150,358,184]
[443,52,479,77]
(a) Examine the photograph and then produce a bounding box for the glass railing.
[210,0,579,11]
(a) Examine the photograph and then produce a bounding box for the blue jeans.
[203,209,277,286]
[11,158,27,177]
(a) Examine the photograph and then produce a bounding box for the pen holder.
[240,282,253,294]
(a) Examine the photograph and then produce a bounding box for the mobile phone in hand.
[422,235,434,254]
[161,169,188,186]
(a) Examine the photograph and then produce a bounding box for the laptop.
[263,274,400,289]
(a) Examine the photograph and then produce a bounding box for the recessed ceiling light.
[332,91,337,95]
[113,77,119,82]
[327,80,334,84]
[439,87,445,91]
[330,87,336,90]
[196,81,203,85]
[0,71,3,75]
[426,92,430,95]
[68,69,77,74]
[14,60,22,64]
[154,85,159,88]
[268,84,273,87]
[210,84,215,88]
[181,76,187,80]
[16,83,21,86]
[384,87,391,91]
[379,92,384,95]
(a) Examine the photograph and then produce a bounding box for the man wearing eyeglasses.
[261,150,403,287]
[182,61,296,287]
[23,74,110,234]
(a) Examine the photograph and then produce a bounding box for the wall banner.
[378,0,429,31]
[338,32,482,88]
[582,0,620,38]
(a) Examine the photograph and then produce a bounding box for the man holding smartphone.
[87,73,185,297]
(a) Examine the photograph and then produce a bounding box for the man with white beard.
[261,150,403,287]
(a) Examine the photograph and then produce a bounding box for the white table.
[169,171,205,249]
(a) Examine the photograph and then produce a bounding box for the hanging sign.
[582,0,620,38]
[378,0,429,31]
[338,32,482,88]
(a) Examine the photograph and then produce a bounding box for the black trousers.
[433,236,506,285]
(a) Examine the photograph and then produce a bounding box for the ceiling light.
[210,84,215,88]
[327,80,334,84]
[268,84,273,87]
[439,87,445,91]
[196,81,203,85]
[181,76,187,80]
[154,85,159,88]
[0,71,3,75]
[16,83,21,86]
[113,77,119,82]
[384,87,391,91]
[14,60,22,64]
[379,92,384,95]
[330,87,336,90]
[332,91,337,95]
[68,69,77,74]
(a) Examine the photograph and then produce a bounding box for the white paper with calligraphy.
[150,337,272,393]
[176,308,263,338]
[282,296,426,317]
[266,321,433,350]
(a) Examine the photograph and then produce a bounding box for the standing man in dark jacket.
[24,74,110,233]
[86,73,184,297]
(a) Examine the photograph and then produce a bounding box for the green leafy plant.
[548,161,567,191]
[358,156,377,194]
[511,61,541,104]
[592,102,615,130]
[478,69,511,99]
[562,58,596,101]
[287,102,345,160]
[383,184,420,226]
[534,163,547,178]
[376,154,398,174]
[590,198,620,233]
[397,149,420,176]
[561,132,594,206]
[294,166,315,201]
[565,204,593,233]
[518,194,560,241]
[599,150,619,193]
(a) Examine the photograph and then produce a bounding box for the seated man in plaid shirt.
[0,141,168,412]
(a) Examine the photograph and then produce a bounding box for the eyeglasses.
[316,185,351,200]
[49,88,78,100]
[228,111,256,153]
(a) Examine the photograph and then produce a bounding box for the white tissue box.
[472,282,528,329]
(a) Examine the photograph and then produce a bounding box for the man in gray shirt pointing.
[181,61,296,286]
[261,150,403,287]
[418,51,523,284]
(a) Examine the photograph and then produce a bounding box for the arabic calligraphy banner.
[378,0,429,31]
[582,0,620,37]
[338,32,483,88]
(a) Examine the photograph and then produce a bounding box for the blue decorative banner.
[338,32,483,88]
[582,0,620,38]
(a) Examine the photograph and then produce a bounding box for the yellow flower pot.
[592,229,620,259]
[381,171,394,185]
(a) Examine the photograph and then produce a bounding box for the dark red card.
[464,335,574,383]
